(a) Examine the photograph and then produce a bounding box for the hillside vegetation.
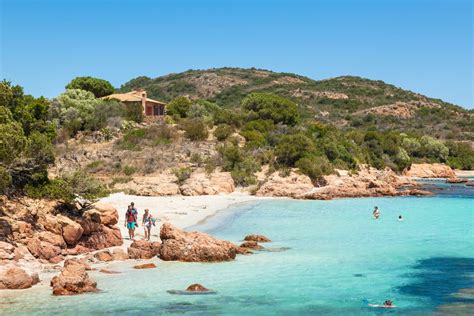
[1,69,473,200]
[120,68,473,140]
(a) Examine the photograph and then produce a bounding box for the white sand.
[99,192,272,248]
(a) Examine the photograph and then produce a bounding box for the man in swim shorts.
[373,206,380,219]
[125,203,138,240]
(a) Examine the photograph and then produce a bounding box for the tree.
[66,76,114,98]
[242,93,299,126]
[167,96,192,118]
[49,89,99,135]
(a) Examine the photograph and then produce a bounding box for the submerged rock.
[133,263,157,269]
[159,223,237,262]
[446,177,468,184]
[99,268,121,274]
[239,241,264,250]
[167,283,217,295]
[243,234,272,243]
[186,283,210,292]
[50,261,97,295]
[0,267,40,289]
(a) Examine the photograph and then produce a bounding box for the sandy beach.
[99,192,274,250]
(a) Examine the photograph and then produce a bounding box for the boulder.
[94,250,114,262]
[13,245,35,261]
[466,181,474,187]
[0,267,40,289]
[27,236,62,261]
[404,163,455,178]
[256,171,314,198]
[50,262,97,295]
[0,241,15,260]
[127,240,161,259]
[63,258,91,271]
[186,283,210,292]
[133,263,157,269]
[243,235,272,243]
[239,241,264,250]
[111,248,129,261]
[78,225,122,250]
[159,223,237,262]
[37,231,66,248]
[57,215,83,246]
[83,203,118,226]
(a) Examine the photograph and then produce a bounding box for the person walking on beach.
[125,203,138,240]
[373,206,380,219]
[142,208,155,241]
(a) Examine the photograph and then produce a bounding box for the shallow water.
[2,191,473,315]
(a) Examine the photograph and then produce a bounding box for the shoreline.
[99,191,276,249]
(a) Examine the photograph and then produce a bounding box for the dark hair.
[398,215,402,218]
[131,202,135,206]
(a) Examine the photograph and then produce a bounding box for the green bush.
[296,156,334,185]
[123,165,137,176]
[275,134,314,166]
[214,124,233,141]
[173,167,192,184]
[242,93,299,126]
[182,118,208,141]
[167,96,192,118]
[26,171,108,204]
[123,101,144,123]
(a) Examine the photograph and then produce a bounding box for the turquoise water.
[2,192,473,315]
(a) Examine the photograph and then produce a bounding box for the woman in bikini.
[142,209,155,241]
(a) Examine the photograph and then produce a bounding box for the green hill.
[119,68,473,140]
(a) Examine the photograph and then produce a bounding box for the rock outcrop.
[404,163,455,178]
[128,240,161,259]
[180,170,235,196]
[159,223,237,262]
[50,259,97,295]
[0,267,40,289]
[256,171,314,198]
[114,174,180,196]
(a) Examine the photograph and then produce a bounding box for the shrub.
[173,167,192,184]
[296,156,334,185]
[26,171,108,205]
[123,101,144,123]
[275,134,314,166]
[214,124,233,141]
[182,118,208,141]
[123,165,137,176]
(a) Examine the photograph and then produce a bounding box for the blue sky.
[1,0,472,108]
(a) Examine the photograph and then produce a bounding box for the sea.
[1,180,473,315]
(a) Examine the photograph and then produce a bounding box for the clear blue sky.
[1,0,472,108]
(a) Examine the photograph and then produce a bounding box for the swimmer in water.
[398,215,403,221]
[373,206,380,219]
[368,300,396,308]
